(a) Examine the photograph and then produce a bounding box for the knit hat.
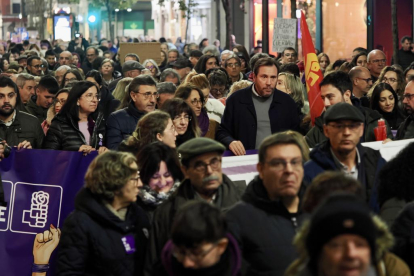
[306,193,377,269]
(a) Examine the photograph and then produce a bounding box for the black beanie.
[306,193,377,270]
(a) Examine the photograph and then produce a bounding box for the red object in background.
[300,10,324,125]
[374,119,387,141]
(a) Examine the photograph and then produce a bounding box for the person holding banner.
[43,81,107,154]
[56,151,150,276]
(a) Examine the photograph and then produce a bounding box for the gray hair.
[202,45,220,57]
[220,50,234,61]
[160,68,181,85]
[55,65,71,73]
[16,73,35,88]
[142,59,161,77]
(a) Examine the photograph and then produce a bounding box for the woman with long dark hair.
[43,81,107,154]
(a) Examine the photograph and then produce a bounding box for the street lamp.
[88,15,96,23]
[127,8,132,12]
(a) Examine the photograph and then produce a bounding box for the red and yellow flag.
[300,10,324,125]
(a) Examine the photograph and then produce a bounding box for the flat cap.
[169,57,193,69]
[17,55,27,61]
[178,138,225,163]
[122,60,145,73]
[324,102,364,124]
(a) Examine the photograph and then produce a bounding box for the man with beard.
[305,71,393,148]
[216,57,300,156]
[396,79,414,139]
[304,103,386,211]
[0,76,44,148]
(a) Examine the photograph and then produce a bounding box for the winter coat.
[305,108,394,148]
[144,174,246,276]
[205,98,225,123]
[159,233,242,276]
[216,85,300,150]
[106,102,145,150]
[380,198,408,227]
[392,201,414,272]
[286,215,410,276]
[97,85,120,121]
[25,98,48,123]
[42,112,106,151]
[396,116,414,140]
[304,141,386,212]
[226,176,308,276]
[56,188,150,276]
[0,109,44,148]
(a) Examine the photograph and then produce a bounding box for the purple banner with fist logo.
[0,148,97,276]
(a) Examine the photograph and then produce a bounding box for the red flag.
[300,10,324,125]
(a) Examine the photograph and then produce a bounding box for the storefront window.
[322,0,367,62]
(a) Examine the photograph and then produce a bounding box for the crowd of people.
[1,34,414,275]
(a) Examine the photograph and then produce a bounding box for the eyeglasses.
[172,243,218,262]
[371,59,386,64]
[129,171,141,188]
[327,122,362,131]
[226,63,241,68]
[0,92,16,100]
[403,93,414,101]
[146,65,155,70]
[173,115,191,123]
[135,91,159,99]
[383,77,397,84]
[193,157,221,173]
[357,77,373,83]
[55,99,67,105]
[210,88,226,96]
[31,64,44,69]
[190,99,203,106]
[265,158,303,171]
[82,93,101,101]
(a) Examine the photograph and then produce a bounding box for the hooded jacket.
[304,141,386,212]
[160,233,242,276]
[144,174,245,276]
[226,176,308,276]
[286,216,410,276]
[42,112,105,151]
[56,188,150,276]
[25,97,48,123]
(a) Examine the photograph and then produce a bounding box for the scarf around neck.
[198,109,210,136]
[138,181,180,207]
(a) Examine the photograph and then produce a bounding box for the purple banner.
[0,148,97,276]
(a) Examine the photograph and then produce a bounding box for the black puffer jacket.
[0,109,44,148]
[106,102,145,150]
[42,112,105,151]
[56,188,150,276]
[226,176,308,276]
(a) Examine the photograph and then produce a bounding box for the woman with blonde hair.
[277,72,308,116]
[112,77,133,108]
[183,71,224,123]
[317,53,330,73]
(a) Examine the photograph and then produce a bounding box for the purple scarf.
[197,109,210,137]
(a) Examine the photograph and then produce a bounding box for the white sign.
[272,18,297,53]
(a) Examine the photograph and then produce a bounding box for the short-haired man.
[304,103,386,210]
[106,75,157,149]
[226,132,307,275]
[15,73,35,111]
[305,71,392,148]
[287,193,409,276]
[145,137,245,275]
[395,36,414,70]
[367,49,386,82]
[189,50,203,67]
[159,68,180,86]
[396,79,414,139]
[156,82,176,109]
[224,54,246,84]
[58,51,73,66]
[45,50,57,70]
[17,55,27,68]
[159,201,242,274]
[217,57,300,155]
[54,65,70,86]
[25,75,59,122]
[81,46,98,75]
[26,56,43,76]
[108,60,145,92]
[348,66,372,107]
[280,47,298,64]
[167,49,179,63]
[0,76,44,148]
[169,58,192,80]
[124,53,140,63]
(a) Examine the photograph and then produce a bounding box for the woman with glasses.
[175,84,217,139]
[370,83,405,131]
[41,88,70,135]
[56,151,150,276]
[119,110,178,156]
[136,142,183,221]
[142,59,161,80]
[43,81,107,154]
[60,69,83,88]
[375,66,406,98]
[161,98,200,147]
